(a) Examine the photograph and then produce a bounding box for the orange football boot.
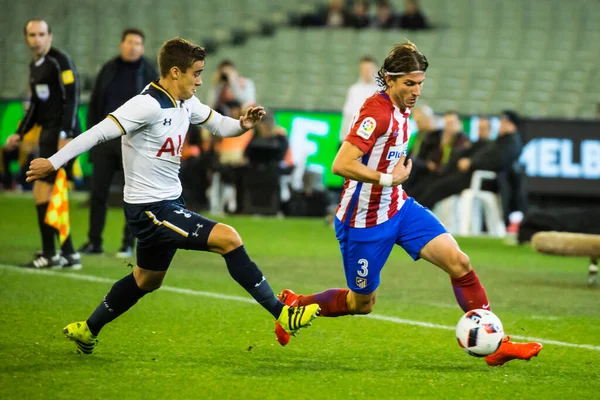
[485,336,543,366]
[274,289,301,346]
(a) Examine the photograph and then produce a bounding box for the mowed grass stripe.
[2,263,599,352]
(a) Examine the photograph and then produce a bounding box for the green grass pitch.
[0,193,599,399]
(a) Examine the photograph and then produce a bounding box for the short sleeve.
[188,96,213,125]
[345,102,390,154]
[109,95,159,135]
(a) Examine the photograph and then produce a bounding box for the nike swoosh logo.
[482,304,490,309]
[254,276,266,288]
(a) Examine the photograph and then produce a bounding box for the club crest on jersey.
[174,209,191,218]
[356,277,367,289]
[357,117,376,139]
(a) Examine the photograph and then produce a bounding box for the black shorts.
[38,126,60,183]
[124,196,218,271]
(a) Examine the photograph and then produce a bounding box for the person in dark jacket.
[79,28,158,257]
[5,19,82,269]
[398,0,430,30]
[406,110,470,199]
[417,111,523,211]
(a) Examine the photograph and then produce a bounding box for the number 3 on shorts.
[357,258,369,277]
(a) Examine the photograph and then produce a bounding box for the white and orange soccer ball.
[456,309,504,357]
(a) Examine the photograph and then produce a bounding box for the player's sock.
[451,269,490,312]
[297,289,350,317]
[60,234,76,255]
[86,273,150,336]
[223,245,284,319]
[36,202,55,258]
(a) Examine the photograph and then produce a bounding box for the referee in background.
[6,19,81,269]
[79,28,157,258]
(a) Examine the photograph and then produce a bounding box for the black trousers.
[88,149,133,248]
[416,172,498,209]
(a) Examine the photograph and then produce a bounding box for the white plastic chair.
[458,170,506,237]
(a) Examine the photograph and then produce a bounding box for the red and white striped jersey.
[336,92,410,228]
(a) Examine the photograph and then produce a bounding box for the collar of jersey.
[150,81,179,108]
[379,92,410,117]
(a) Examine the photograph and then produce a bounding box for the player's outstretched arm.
[202,106,266,138]
[332,142,412,187]
[25,118,123,182]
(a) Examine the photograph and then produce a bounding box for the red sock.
[451,270,490,312]
[298,288,350,317]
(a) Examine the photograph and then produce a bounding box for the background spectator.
[399,0,430,30]
[81,28,157,258]
[372,0,397,29]
[209,60,256,117]
[403,104,439,192]
[349,0,372,29]
[339,55,378,141]
[408,110,470,199]
[416,111,525,217]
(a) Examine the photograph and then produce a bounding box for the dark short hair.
[360,55,377,64]
[502,110,521,128]
[121,28,145,43]
[24,19,51,35]
[376,39,428,90]
[218,59,236,69]
[158,38,206,78]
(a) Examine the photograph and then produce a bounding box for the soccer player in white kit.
[26,38,319,354]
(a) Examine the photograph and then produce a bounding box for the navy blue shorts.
[335,197,447,295]
[124,197,217,271]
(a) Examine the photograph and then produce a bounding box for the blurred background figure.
[403,104,438,192]
[339,55,378,141]
[371,0,397,29]
[209,60,256,117]
[408,110,469,200]
[180,124,212,211]
[324,0,351,27]
[416,111,525,220]
[399,0,430,30]
[80,28,157,257]
[349,0,371,29]
[208,101,253,214]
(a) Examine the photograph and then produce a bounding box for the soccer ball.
[456,309,504,357]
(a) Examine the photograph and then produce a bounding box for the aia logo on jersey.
[156,134,183,157]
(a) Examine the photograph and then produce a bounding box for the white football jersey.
[110,82,212,204]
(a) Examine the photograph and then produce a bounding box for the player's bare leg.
[420,233,542,366]
[419,233,489,311]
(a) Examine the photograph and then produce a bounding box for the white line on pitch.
[1,264,598,352]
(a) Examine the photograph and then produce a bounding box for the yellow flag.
[45,168,70,244]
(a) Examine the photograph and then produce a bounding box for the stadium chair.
[458,171,506,238]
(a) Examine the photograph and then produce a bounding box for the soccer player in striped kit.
[275,40,542,366]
